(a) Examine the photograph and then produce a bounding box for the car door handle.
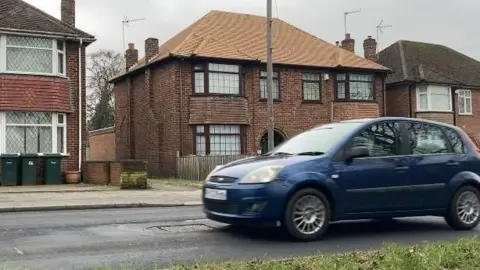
[395,166,409,171]
[447,161,460,166]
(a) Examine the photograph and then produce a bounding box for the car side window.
[406,123,452,155]
[349,122,401,157]
[443,128,465,154]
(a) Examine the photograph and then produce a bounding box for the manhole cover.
[148,224,214,233]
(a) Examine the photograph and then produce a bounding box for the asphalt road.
[0,207,479,269]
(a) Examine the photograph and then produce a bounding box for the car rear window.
[443,127,466,154]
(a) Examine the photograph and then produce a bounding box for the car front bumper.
[202,181,288,226]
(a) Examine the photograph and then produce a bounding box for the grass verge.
[148,178,203,189]
[169,237,480,270]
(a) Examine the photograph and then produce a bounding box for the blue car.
[202,117,480,241]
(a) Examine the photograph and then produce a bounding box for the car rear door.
[405,122,468,210]
[332,120,414,214]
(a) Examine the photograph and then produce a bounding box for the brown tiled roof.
[378,40,480,87]
[0,0,94,40]
[113,10,389,81]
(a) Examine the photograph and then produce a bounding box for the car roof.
[312,117,459,130]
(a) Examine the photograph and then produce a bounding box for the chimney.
[126,43,139,71]
[145,38,159,64]
[61,0,75,27]
[363,35,377,62]
[341,33,355,53]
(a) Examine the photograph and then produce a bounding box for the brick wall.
[386,84,412,117]
[88,127,115,161]
[0,40,86,178]
[114,59,386,177]
[456,89,480,142]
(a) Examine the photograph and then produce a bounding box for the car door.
[405,122,468,210]
[332,121,414,214]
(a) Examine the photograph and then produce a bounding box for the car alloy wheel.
[456,191,480,225]
[445,185,480,230]
[284,188,331,241]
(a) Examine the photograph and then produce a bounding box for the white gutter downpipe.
[78,38,83,171]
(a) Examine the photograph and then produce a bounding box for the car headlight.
[239,165,284,184]
[205,165,224,181]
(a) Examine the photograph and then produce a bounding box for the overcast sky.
[25,0,479,60]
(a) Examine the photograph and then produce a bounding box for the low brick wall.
[88,127,116,161]
[83,160,144,186]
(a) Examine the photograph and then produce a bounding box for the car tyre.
[445,185,480,230]
[284,188,331,241]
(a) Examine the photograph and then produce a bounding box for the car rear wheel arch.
[283,181,335,220]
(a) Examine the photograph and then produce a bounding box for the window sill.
[259,99,282,103]
[416,110,453,113]
[191,94,245,98]
[0,72,67,79]
[302,100,323,104]
[334,99,377,103]
[458,113,474,116]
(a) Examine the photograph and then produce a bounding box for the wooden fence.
[176,155,251,181]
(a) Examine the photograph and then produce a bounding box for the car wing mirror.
[345,146,370,164]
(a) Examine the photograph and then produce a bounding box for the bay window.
[458,89,472,115]
[416,85,452,112]
[0,35,66,76]
[195,125,243,156]
[193,63,241,95]
[0,112,66,154]
[336,73,374,101]
[260,71,280,99]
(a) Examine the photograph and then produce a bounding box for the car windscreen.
[269,122,363,155]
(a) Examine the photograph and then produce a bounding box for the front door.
[405,122,467,209]
[332,121,414,214]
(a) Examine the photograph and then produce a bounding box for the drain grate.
[147,224,214,233]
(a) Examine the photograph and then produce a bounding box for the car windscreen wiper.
[296,151,325,156]
[270,152,293,156]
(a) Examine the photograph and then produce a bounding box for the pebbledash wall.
[114,58,386,178]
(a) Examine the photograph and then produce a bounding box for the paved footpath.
[0,183,202,212]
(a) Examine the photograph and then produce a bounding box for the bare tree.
[87,50,125,130]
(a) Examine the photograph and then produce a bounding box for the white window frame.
[416,84,452,112]
[458,89,473,115]
[0,112,67,154]
[0,34,66,77]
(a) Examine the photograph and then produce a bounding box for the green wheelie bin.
[0,153,21,186]
[20,153,39,185]
[43,154,63,185]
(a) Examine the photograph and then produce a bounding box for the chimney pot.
[363,36,377,62]
[335,41,340,46]
[61,0,75,27]
[145,38,160,64]
[341,33,355,53]
[126,43,139,71]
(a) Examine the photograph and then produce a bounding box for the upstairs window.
[458,89,472,115]
[1,35,66,76]
[336,73,374,101]
[193,63,240,95]
[417,85,452,112]
[260,71,280,100]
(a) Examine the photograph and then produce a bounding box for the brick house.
[0,0,95,183]
[378,40,480,143]
[110,10,390,177]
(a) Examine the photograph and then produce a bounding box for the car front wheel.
[284,188,331,241]
[445,185,480,230]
